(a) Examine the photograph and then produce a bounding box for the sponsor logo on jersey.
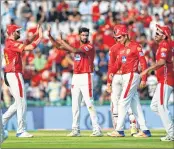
[161,52,166,57]
[121,56,127,63]
[74,54,81,61]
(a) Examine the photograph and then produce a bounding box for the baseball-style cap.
[6,24,22,35]
[113,24,128,38]
[156,24,171,38]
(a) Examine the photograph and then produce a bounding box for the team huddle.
[0,23,174,143]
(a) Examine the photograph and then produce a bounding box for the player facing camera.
[79,27,89,44]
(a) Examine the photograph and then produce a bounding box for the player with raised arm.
[47,26,103,137]
[141,24,174,141]
[2,24,42,138]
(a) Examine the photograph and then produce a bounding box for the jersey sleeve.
[107,47,121,83]
[9,41,26,53]
[107,49,115,83]
[158,47,169,61]
[137,45,147,82]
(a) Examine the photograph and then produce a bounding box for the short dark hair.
[79,27,89,34]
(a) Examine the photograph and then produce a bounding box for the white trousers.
[71,73,100,131]
[111,74,135,128]
[151,83,174,137]
[114,73,148,131]
[3,73,27,133]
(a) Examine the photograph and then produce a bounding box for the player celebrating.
[141,24,174,141]
[47,26,102,137]
[2,24,43,138]
[107,39,138,136]
[107,24,151,137]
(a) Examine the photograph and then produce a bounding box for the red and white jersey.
[156,40,174,86]
[4,38,25,73]
[107,43,122,83]
[73,42,95,74]
[108,41,147,82]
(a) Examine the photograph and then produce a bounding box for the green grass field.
[1,130,174,148]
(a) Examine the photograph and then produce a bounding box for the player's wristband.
[31,43,37,49]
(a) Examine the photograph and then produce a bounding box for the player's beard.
[154,36,161,42]
[15,34,20,40]
[81,38,88,44]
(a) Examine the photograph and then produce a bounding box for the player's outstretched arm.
[57,39,79,53]
[47,25,63,49]
[140,59,166,77]
[23,26,43,51]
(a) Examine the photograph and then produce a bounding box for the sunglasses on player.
[115,36,123,40]
[16,30,20,34]
[156,32,163,36]
[156,28,164,36]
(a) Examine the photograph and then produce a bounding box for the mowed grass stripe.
[2,130,173,148]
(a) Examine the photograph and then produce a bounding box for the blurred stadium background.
[1,0,174,131]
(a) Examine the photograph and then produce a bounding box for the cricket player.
[107,24,151,137]
[141,24,174,141]
[107,41,138,136]
[2,24,43,138]
[47,26,102,137]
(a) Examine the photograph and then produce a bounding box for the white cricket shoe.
[161,135,174,142]
[90,130,103,137]
[67,129,81,137]
[1,130,8,143]
[16,131,33,138]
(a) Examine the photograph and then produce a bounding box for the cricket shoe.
[90,130,103,137]
[133,130,151,138]
[107,131,125,137]
[16,131,33,138]
[130,123,138,136]
[161,135,174,142]
[67,129,81,137]
[1,130,8,143]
